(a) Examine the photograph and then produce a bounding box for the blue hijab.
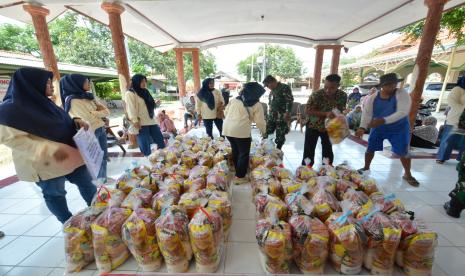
[238,82,266,107]
[197,78,215,110]
[60,74,94,112]
[0,67,77,147]
[458,75,465,90]
[131,74,155,119]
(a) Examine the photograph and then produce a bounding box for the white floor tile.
[0,236,17,250]
[24,216,62,237]
[0,215,49,235]
[224,242,263,274]
[408,204,452,223]
[0,266,12,276]
[429,223,465,246]
[5,267,52,276]
[435,246,465,276]
[228,220,256,243]
[232,202,255,220]
[20,237,64,267]
[410,191,450,206]
[0,236,50,265]
[1,199,43,214]
[0,214,20,227]
[0,199,24,212]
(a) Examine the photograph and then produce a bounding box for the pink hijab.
[158,112,176,133]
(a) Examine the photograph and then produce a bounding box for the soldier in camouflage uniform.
[444,109,465,218]
[263,75,294,149]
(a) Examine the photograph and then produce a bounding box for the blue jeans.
[95,127,108,180]
[36,165,97,223]
[184,112,198,127]
[137,124,165,156]
[437,124,465,161]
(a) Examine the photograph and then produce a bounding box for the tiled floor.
[0,130,464,275]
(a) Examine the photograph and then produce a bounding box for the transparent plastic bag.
[121,188,153,210]
[325,109,350,144]
[122,208,162,271]
[90,185,126,213]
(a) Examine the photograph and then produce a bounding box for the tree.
[237,45,303,81]
[341,69,358,88]
[400,5,465,45]
[0,24,39,56]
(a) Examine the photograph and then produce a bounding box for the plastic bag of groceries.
[289,214,329,274]
[251,165,273,184]
[326,210,364,274]
[181,150,197,168]
[116,169,141,194]
[281,178,304,195]
[250,154,265,170]
[318,158,338,178]
[284,185,313,217]
[174,164,191,179]
[370,192,405,214]
[256,210,293,274]
[335,179,357,201]
[252,178,284,201]
[189,165,210,181]
[255,193,288,221]
[140,173,161,194]
[183,178,206,193]
[155,205,192,273]
[91,185,126,213]
[152,189,180,217]
[64,207,101,272]
[357,206,401,275]
[391,211,437,275]
[271,162,293,181]
[189,207,224,273]
[206,172,229,192]
[325,109,350,144]
[295,158,318,181]
[91,207,132,273]
[121,187,153,210]
[342,188,371,217]
[179,190,208,219]
[206,190,232,238]
[312,183,341,222]
[159,174,183,195]
[122,208,162,271]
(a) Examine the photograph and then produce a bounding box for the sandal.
[436,160,445,164]
[403,175,420,187]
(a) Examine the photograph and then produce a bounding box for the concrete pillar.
[330,46,343,75]
[102,2,130,93]
[175,48,186,97]
[192,48,201,92]
[23,4,61,105]
[313,45,324,91]
[408,0,449,127]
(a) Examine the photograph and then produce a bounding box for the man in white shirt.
[355,73,419,187]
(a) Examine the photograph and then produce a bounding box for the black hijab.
[60,74,94,112]
[0,67,77,147]
[131,74,155,119]
[197,78,215,110]
[238,82,266,107]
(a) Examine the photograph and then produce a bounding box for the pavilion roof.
[0,0,464,52]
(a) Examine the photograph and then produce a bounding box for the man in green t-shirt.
[303,74,347,166]
[263,75,294,149]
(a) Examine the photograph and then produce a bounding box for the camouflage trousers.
[266,113,289,149]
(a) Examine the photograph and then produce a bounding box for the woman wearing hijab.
[223,82,266,184]
[0,68,96,223]
[437,76,465,163]
[60,74,110,180]
[196,78,225,138]
[125,74,165,156]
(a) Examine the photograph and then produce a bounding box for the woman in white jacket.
[436,76,465,163]
[223,82,266,184]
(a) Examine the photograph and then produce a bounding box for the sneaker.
[233,176,249,185]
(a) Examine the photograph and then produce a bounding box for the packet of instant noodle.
[155,206,192,273]
[358,207,401,275]
[91,185,126,213]
[284,185,313,217]
[312,184,341,222]
[179,190,208,219]
[325,109,350,144]
[326,210,364,274]
[207,190,232,238]
[183,178,206,193]
[64,207,101,272]
[116,169,141,194]
[121,188,153,210]
[91,207,132,273]
[295,158,318,181]
[255,193,288,221]
[370,192,405,214]
[256,211,293,274]
[122,208,162,271]
[152,189,180,217]
[189,207,224,273]
[289,214,329,274]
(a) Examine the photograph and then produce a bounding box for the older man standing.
[263,75,294,149]
[355,73,419,187]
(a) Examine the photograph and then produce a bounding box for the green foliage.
[94,81,120,99]
[341,69,358,87]
[237,45,303,81]
[0,24,39,55]
[399,5,465,45]
[107,93,122,100]
[128,37,217,85]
